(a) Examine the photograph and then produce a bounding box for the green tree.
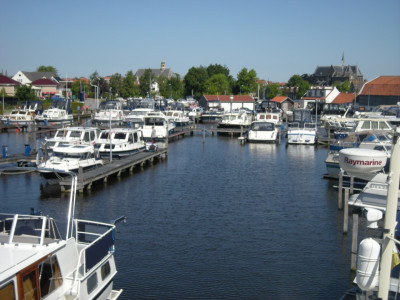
[109,73,123,98]
[157,75,169,98]
[15,85,36,102]
[236,68,258,94]
[71,80,89,100]
[167,75,184,100]
[333,80,351,93]
[265,83,280,99]
[287,75,310,99]
[204,74,230,95]
[36,65,58,76]
[139,69,154,97]
[122,70,139,98]
[183,66,208,98]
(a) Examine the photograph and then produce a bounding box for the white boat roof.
[100,128,141,134]
[56,126,98,132]
[53,144,94,154]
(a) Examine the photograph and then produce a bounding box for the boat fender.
[356,238,380,291]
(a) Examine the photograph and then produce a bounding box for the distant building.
[309,54,364,91]
[12,71,61,85]
[356,76,400,109]
[199,95,254,112]
[0,75,21,96]
[135,61,176,92]
[299,86,340,108]
[270,96,295,114]
[31,78,58,98]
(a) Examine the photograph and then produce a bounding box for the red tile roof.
[31,78,58,86]
[0,75,20,85]
[360,76,400,96]
[332,93,355,104]
[271,96,289,103]
[203,95,254,102]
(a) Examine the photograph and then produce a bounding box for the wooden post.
[78,166,84,193]
[343,188,349,234]
[338,170,343,210]
[351,213,359,271]
[350,176,354,194]
[203,128,205,143]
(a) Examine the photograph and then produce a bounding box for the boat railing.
[73,219,116,275]
[0,213,62,245]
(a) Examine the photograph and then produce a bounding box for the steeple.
[161,60,165,71]
[341,52,345,68]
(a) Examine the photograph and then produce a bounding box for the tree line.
[10,64,353,102]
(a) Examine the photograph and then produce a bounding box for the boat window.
[87,273,98,295]
[22,269,39,300]
[259,115,265,120]
[380,122,390,129]
[114,133,126,140]
[84,132,90,142]
[70,131,81,138]
[100,131,109,139]
[133,133,137,142]
[361,121,370,130]
[90,131,96,141]
[0,281,15,300]
[101,262,111,280]
[38,256,63,298]
[55,131,64,138]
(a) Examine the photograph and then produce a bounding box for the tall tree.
[183,66,208,98]
[36,65,58,76]
[168,75,184,100]
[122,70,139,97]
[15,85,36,102]
[265,83,280,99]
[204,74,230,95]
[333,80,351,93]
[139,69,154,97]
[109,73,123,97]
[287,75,310,99]
[235,68,258,94]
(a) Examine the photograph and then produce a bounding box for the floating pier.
[58,148,168,192]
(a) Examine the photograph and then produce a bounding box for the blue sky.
[1,0,399,82]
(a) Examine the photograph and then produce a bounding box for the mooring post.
[78,167,84,192]
[350,213,359,271]
[338,170,343,210]
[343,188,349,234]
[203,128,205,143]
[350,176,354,194]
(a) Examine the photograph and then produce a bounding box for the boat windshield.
[145,118,165,126]
[53,151,92,159]
[251,122,274,131]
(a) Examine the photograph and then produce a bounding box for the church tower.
[161,60,165,71]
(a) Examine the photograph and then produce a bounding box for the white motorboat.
[287,109,317,145]
[142,111,176,142]
[35,99,73,125]
[93,100,126,125]
[200,109,223,124]
[124,108,154,128]
[255,112,282,127]
[95,128,145,158]
[217,109,253,129]
[44,126,100,151]
[0,174,123,299]
[188,107,202,121]
[165,110,190,126]
[247,121,280,143]
[37,144,103,179]
[1,101,43,126]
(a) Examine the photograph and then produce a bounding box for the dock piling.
[351,213,359,271]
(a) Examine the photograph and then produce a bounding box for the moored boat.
[287,109,317,145]
[0,174,123,299]
[247,121,280,143]
[95,128,145,158]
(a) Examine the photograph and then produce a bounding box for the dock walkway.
[58,148,168,192]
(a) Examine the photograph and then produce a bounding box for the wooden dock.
[58,148,168,192]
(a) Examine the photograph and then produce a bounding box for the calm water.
[0,128,361,299]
